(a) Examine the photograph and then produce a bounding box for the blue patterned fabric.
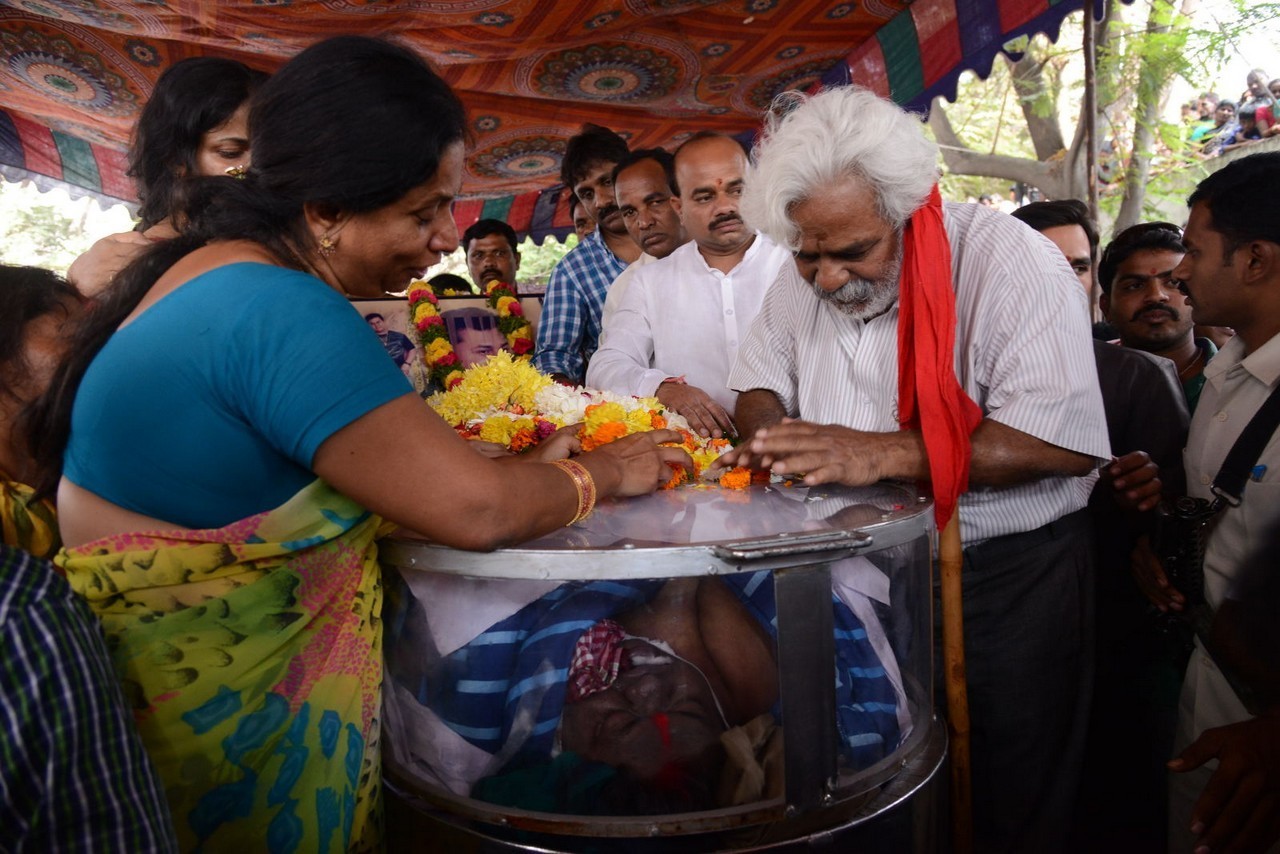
[720,571,901,767]
[532,229,628,382]
[418,572,901,773]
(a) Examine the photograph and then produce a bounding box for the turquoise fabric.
[64,262,411,528]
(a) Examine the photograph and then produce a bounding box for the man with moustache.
[535,124,640,385]
[1099,222,1216,413]
[1147,151,1280,854]
[462,219,521,294]
[719,88,1110,853]
[1014,200,1191,848]
[598,148,689,331]
[587,132,792,438]
[1013,202,1188,497]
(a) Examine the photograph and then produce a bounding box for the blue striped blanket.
[414,572,900,774]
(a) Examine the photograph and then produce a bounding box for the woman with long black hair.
[31,36,688,850]
[67,56,266,296]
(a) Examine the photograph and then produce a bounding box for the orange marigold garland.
[426,355,754,489]
[407,279,463,390]
[576,401,749,489]
[484,281,535,356]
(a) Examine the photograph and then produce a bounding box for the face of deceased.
[452,321,508,368]
[559,639,725,782]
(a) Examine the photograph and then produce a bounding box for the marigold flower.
[480,415,535,445]
[718,468,751,490]
[662,464,688,490]
[509,428,539,453]
[426,338,454,362]
[412,302,438,324]
[584,402,627,433]
[581,419,629,451]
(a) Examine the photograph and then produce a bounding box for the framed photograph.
[351,295,543,393]
[436,295,542,333]
[351,298,418,376]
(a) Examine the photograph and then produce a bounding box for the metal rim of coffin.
[379,480,932,580]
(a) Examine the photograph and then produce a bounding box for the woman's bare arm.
[313,394,690,551]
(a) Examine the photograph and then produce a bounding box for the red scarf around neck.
[895,186,982,529]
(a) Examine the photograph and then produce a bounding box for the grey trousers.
[936,509,1095,854]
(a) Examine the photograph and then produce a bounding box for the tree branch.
[931,104,1063,194]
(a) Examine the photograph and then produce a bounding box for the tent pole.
[1083,0,1101,317]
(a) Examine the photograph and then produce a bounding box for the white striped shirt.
[729,202,1111,545]
[588,233,793,411]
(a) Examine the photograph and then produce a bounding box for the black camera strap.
[1210,380,1280,508]
[1193,379,1280,715]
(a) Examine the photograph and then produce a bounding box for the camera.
[1152,495,1220,609]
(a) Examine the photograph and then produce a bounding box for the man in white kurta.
[588,233,791,414]
[587,132,792,437]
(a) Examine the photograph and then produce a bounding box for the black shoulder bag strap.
[1196,379,1280,714]
[1210,379,1280,507]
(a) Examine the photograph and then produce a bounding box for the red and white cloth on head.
[566,618,630,703]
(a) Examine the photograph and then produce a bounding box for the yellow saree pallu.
[57,480,393,853]
[1,479,59,560]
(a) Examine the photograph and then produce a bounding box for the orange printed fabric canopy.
[0,0,1084,242]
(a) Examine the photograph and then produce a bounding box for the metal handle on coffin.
[712,530,874,561]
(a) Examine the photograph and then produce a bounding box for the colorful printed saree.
[1,479,59,560]
[57,480,391,853]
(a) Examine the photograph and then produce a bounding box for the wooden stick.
[940,510,973,854]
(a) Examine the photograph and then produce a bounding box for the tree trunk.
[1009,54,1067,160]
[1113,0,1198,235]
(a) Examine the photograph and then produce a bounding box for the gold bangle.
[550,459,596,525]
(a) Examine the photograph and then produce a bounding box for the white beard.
[813,245,902,321]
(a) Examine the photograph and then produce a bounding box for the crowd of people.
[1183,69,1280,157]
[1,33,1278,854]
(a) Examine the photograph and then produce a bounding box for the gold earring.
[318,234,338,257]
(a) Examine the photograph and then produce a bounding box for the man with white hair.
[720,88,1111,852]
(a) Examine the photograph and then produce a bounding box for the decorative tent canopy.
[0,0,1086,242]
